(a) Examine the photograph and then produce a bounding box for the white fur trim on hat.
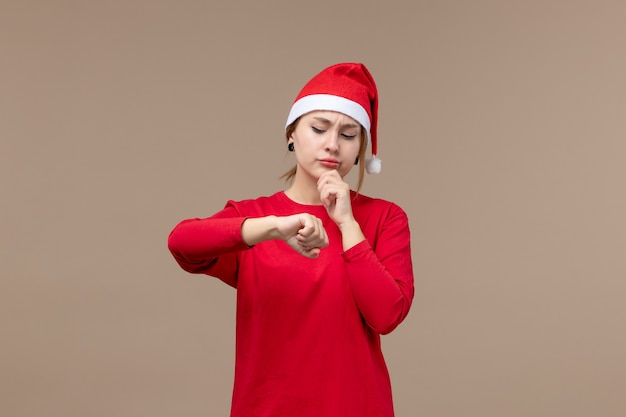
[285,94,371,143]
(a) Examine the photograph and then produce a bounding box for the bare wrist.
[339,219,365,251]
[338,218,360,233]
[242,215,280,246]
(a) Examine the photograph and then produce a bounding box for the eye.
[311,126,325,134]
[341,132,357,139]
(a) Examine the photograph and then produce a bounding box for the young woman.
[168,62,414,417]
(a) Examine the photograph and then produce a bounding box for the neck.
[285,173,322,205]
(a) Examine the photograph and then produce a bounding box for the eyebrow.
[312,116,360,129]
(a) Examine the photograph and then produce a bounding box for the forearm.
[168,216,250,271]
[338,219,366,251]
[241,216,281,246]
[342,206,415,334]
[344,241,414,334]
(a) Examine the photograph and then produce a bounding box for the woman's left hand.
[317,170,355,228]
[317,170,365,250]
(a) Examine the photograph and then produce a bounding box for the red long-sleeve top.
[168,191,414,417]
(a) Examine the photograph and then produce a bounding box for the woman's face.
[289,110,363,181]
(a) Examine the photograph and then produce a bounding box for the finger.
[303,247,321,258]
[297,215,316,237]
[297,225,325,246]
[300,235,326,249]
[317,174,342,190]
[310,230,329,248]
[296,216,319,238]
[298,224,327,249]
[316,175,337,194]
[295,241,321,258]
[318,169,341,184]
[319,188,340,209]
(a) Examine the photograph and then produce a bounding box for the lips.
[319,158,340,168]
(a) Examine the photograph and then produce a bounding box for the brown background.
[2,1,625,416]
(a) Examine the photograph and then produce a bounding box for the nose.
[324,132,339,153]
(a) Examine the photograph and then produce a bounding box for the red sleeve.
[167,204,251,288]
[343,205,414,334]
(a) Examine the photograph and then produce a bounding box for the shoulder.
[351,192,411,244]
[223,192,286,215]
[351,191,408,218]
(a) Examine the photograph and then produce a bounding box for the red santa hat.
[285,62,381,174]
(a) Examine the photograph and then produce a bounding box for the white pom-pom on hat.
[286,62,382,174]
[366,156,382,174]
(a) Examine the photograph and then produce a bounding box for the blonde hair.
[281,118,368,195]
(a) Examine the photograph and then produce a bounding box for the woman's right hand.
[276,214,329,258]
